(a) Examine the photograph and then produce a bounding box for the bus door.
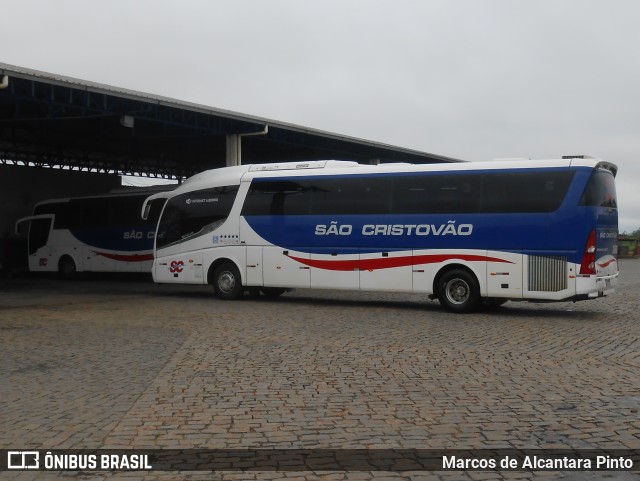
[15,214,54,272]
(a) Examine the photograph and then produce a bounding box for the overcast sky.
[2,0,639,231]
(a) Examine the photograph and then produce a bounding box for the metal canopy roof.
[0,62,461,180]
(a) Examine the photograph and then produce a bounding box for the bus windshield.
[156,186,238,249]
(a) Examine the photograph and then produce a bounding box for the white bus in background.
[16,188,170,277]
[142,157,618,312]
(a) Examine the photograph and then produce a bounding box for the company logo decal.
[597,256,617,268]
[169,260,185,273]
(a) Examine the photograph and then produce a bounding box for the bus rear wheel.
[437,268,481,313]
[213,263,243,300]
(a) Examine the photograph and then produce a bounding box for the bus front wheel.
[58,256,77,280]
[213,263,243,300]
[436,268,481,313]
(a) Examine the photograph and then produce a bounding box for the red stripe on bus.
[286,254,513,271]
[93,252,154,262]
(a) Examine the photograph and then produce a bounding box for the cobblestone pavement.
[1,260,639,481]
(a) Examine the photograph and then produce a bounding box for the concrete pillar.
[225,134,241,167]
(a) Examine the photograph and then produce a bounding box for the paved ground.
[1,260,639,480]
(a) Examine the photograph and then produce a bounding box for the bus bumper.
[576,273,618,299]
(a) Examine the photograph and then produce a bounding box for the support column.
[225,126,268,167]
[225,134,241,167]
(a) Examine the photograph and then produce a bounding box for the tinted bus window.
[34,202,79,230]
[242,171,575,216]
[157,186,238,248]
[109,197,146,226]
[310,177,391,215]
[243,177,392,216]
[242,181,310,215]
[481,171,574,213]
[392,175,480,214]
[580,171,617,208]
[59,198,109,229]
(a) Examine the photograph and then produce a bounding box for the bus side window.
[309,178,391,215]
[269,182,309,215]
[109,198,141,226]
[242,181,310,216]
[481,171,574,213]
[392,175,480,214]
[579,171,617,208]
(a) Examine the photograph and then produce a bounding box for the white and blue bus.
[142,157,618,312]
[16,189,169,277]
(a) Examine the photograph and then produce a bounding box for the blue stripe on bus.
[69,226,156,252]
[244,207,617,265]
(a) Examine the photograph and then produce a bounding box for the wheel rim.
[218,271,236,293]
[445,278,470,305]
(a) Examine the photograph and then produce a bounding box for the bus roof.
[169,156,616,195]
[33,186,175,207]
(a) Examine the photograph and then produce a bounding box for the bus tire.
[58,256,77,280]
[436,268,481,313]
[213,262,243,300]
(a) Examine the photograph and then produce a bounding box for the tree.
[623,228,640,239]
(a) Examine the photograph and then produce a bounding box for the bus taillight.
[580,229,597,275]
